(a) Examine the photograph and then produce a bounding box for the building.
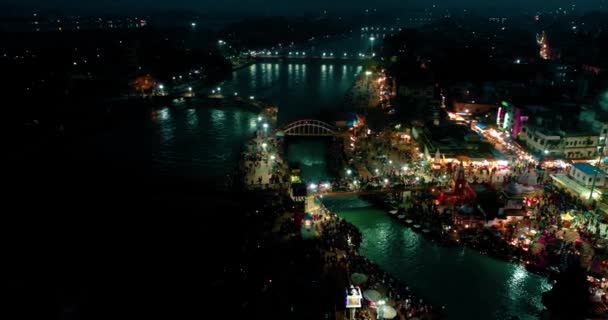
[550,164,604,201]
[560,133,600,159]
[496,101,528,138]
[519,124,600,160]
[518,125,561,157]
[569,163,607,188]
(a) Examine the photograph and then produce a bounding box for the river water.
[70,34,551,318]
[322,196,552,320]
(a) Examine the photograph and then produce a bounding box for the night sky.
[3,0,605,14]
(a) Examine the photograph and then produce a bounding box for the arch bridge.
[281,119,337,137]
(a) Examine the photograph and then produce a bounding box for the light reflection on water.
[322,196,552,320]
[221,61,362,124]
[186,109,198,130]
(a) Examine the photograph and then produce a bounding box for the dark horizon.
[1,0,607,16]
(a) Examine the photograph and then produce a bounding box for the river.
[66,33,552,318]
[321,196,552,320]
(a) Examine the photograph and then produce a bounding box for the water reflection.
[326,197,552,320]
[186,109,198,130]
[211,108,226,124]
[158,107,174,144]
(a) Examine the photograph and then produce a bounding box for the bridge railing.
[282,119,337,136]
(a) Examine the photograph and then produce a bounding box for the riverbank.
[361,191,556,274]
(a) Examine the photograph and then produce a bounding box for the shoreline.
[360,192,559,279]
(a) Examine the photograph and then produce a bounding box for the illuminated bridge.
[254,54,369,61]
[280,119,337,137]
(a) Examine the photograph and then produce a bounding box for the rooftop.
[572,163,607,176]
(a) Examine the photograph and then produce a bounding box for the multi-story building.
[518,124,600,160]
[518,125,562,157]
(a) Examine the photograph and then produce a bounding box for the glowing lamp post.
[369,36,375,55]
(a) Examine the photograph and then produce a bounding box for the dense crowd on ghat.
[240,129,288,190]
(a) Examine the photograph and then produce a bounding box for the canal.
[321,196,552,320]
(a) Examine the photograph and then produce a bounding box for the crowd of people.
[240,129,288,190]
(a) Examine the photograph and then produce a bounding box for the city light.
[158,84,164,90]
[250,96,255,100]
[347,169,352,175]
[263,123,269,129]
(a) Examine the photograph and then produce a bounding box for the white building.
[569,163,606,187]
[519,124,600,160]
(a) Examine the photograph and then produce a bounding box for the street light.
[263,123,269,129]
[347,169,352,175]
[369,36,375,55]
[249,96,255,100]
[188,87,192,92]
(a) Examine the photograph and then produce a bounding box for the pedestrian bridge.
[255,54,369,61]
[281,119,337,137]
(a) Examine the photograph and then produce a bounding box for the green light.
[501,101,509,107]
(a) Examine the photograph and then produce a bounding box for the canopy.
[380,305,397,319]
[363,289,383,302]
[351,273,368,285]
